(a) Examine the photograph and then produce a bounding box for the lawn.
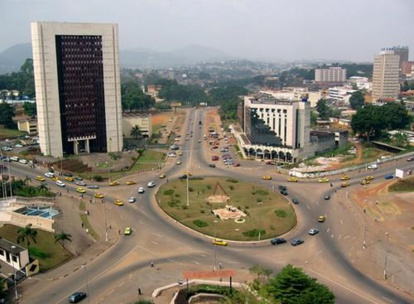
[388,176,414,192]
[0,127,26,139]
[156,177,296,241]
[130,149,166,171]
[0,224,71,272]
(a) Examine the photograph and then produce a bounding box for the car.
[36,175,45,181]
[365,176,374,181]
[291,238,304,246]
[176,160,182,165]
[110,181,120,186]
[278,185,287,191]
[63,172,73,177]
[361,179,370,185]
[367,163,378,169]
[211,156,219,161]
[126,180,136,185]
[212,238,227,246]
[74,176,83,181]
[87,185,99,189]
[18,159,28,164]
[179,174,189,180]
[114,199,124,206]
[308,228,319,235]
[65,177,74,182]
[147,181,156,188]
[128,197,136,203]
[324,194,330,200]
[56,180,65,187]
[287,177,298,182]
[318,177,330,183]
[384,174,394,180]
[407,156,414,162]
[280,189,288,195]
[198,139,201,143]
[75,181,86,186]
[270,237,286,245]
[14,144,23,148]
[76,187,86,193]
[52,177,59,181]
[318,215,326,222]
[138,187,145,193]
[44,172,55,178]
[183,171,192,176]
[233,162,241,167]
[178,151,183,156]
[341,182,350,187]
[340,175,350,181]
[209,163,216,168]
[170,144,179,150]
[292,198,299,204]
[94,193,105,198]
[124,227,132,235]
[159,173,166,179]
[167,152,177,157]
[262,175,272,180]
[68,291,87,303]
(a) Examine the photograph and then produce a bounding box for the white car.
[19,159,28,164]
[147,181,156,188]
[167,152,176,157]
[128,197,136,203]
[56,180,66,187]
[44,172,55,178]
[138,187,145,193]
[75,181,86,186]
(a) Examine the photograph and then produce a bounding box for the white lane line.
[316,250,324,255]
[107,289,115,296]
[382,296,394,303]
[327,228,330,233]
[118,281,125,287]
[340,219,343,225]
[338,234,342,240]
[151,241,159,245]
[331,234,334,238]
[316,201,319,206]
[306,205,310,210]
[194,261,200,265]
[344,235,350,240]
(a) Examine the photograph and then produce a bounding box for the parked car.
[209,163,216,168]
[63,172,73,177]
[75,181,86,186]
[18,159,28,164]
[109,181,120,186]
[406,156,414,162]
[287,177,298,182]
[318,177,330,183]
[36,175,45,181]
[291,239,304,246]
[68,292,87,303]
[270,237,286,245]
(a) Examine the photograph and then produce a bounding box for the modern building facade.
[31,22,122,157]
[383,46,409,70]
[372,51,400,102]
[122,113,152,138]
[315,67,346,83]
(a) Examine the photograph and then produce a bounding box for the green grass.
[388,176,414,192]
[156,177,296,241]
[0,224,72,272]
[129,150,165,171]
[0,127,26,139]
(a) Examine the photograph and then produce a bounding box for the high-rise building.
[372,51,400,102]
[315,67,346,83]
[382,46,409,70]
[31,22,123,157]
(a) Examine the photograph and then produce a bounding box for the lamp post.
[213,220,218,271]
[104,202,109,242]
[362,224,366,249]
[11,246,18,301]
[81,264,90,303]
[384,232,389,280]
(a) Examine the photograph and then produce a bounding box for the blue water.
[15,206,60,219]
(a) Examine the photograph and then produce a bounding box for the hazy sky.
[1,0,413,62]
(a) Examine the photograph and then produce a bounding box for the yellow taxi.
[65,177,74,182]
[52,177,59,181]
[110,181,120,186]
[287,177,298,182]
[76,187,86,193]
[340,175,350,181]
[318,215,326,223]
[361,179,370,185]
[114,199,124,206]
[262,175,272,180]
[159,173,166,179]
[341,182,350,188]
[126,180,136,185]
[36,175,45,182]
[183,171,193,176]
[365,176,374,181]
[212,238,228,246]
[94,193,105,199]
[318,177,330,183]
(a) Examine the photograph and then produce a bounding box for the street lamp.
[384,232,389,280]
[213,220,218,271]
[81,264,90,303]
[104,202,109,242]
[11,246,18,301]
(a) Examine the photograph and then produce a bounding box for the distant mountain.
[0,43,32,74]
[0,43,234,73]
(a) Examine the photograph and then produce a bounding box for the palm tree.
[54,231,72,249]
[16,224,38,252]
[130,125,142,139]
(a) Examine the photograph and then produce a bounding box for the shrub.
[255,189,269,196]
[206,185,211,190]
[175,194,180,197]
[226,178,239,183]
[229,185,234,190]
[163,189,174,195]
[93,175,103,182]
[275,209,287,218]
[256,198,262,203]
[189,187,194,192]
[193,219,209,227]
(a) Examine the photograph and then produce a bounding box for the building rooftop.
[0,237,26,254]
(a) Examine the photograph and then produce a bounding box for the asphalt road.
[7,108,414,304]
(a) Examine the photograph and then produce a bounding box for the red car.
[212,156,219,161]
[233,163,240,167]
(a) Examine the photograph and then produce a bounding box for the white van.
[10,156,19,162]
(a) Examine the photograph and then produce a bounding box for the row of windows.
[254,108,288,113]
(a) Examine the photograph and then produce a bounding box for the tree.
[249,264,273,282]
[349,91,365,110]
[23,102,37,117]
[350,105,384,141]
[54,231,72,249]
[267,264,334,304]
[130,125,142,139]
[16,224,38,252]
[316,99,330,120]
[382,102,410,130]
[0,102,16,128]
[391,132,409,147]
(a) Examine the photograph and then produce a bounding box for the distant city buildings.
[314,67,346,84]
[372,50,400,102]
[31,22,123,157]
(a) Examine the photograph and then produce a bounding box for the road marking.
[338,234,342,240]
[151,241,159,245]
[337,275,347,281]
[382,296,394,303]
[194,260,200,265]
[331,234,334,238]
[118,281,125,287]
[327,228,330,233]
[107,289,115,296]
[316,201,319,206]
[306,205,310,210]
[316,250,324,255]
[340,219,343,225]
[344,235,350,240]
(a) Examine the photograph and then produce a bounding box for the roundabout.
[156,177,297,241]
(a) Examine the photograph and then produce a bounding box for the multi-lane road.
[8,107,414,303]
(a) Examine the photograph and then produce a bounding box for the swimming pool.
[15,206,60,219]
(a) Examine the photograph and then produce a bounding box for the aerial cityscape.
[0,1,414,304]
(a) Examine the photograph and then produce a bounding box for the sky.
[1,0,413,62]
